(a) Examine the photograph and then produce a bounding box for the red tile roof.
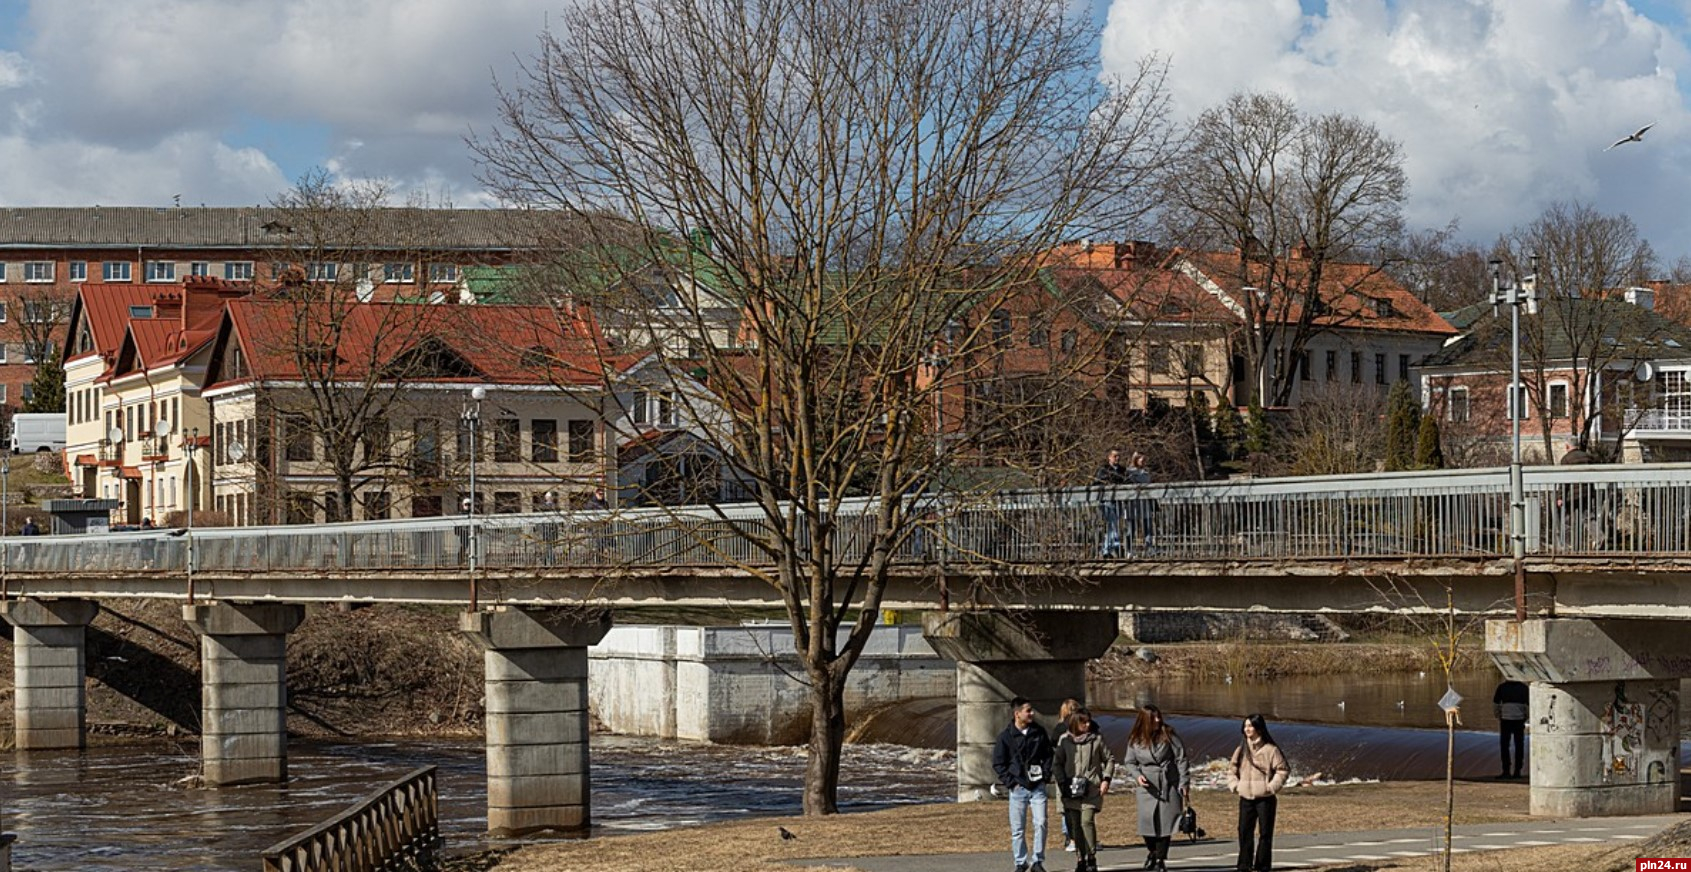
[209,299,622,389]
[1179,250,1457,336]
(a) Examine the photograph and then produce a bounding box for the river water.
[6,670,1689,870]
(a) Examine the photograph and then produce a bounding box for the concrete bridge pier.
[460,606,612,836]
[183,602,306,787]
[923,610,1118,801]
[1487,618,1689,816]
[1,598,100,750]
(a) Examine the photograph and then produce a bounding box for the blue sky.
[4,0,1691,263]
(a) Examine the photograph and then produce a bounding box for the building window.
[493,491,522,514]
[1149,344,1173,375]
[224,262,253,281]
[991,308,1012,343]
[1060,330,1078,354]
[383,263,414,283]
[1375,297,1396,319]
[19,384,30,403]
[1374,353,1387,385]
[129,305,154,319]
[103,261,133,282]
[493,418,520,462]
[1027,313,1049,348]
[23,261,53,283]
[145,261,177,282]
[23,340,50,364]
[0,262,7,282]
[455,417,480,461]
[568,420,594,461]
[630,390,649,425]
[190,261,211,277]
[1325,350,1337,381]
[1510,385,1528,421]
[411,495,443,518]
[69,261,87,282]
[1183,344,1206,377]
[413,418,440,475]
[1548,382,1570,419]
[285,421,316,462]
[23,300,54,323]
[1398,354,1411,383]
[1298,350,1312,381]
[0,302,7,322]
[1449,387,1470,423]
[531,419,559,463]
[428,263,458,283]
[1350,351,1362,384]
[363,491,391,521]
[307,262,339,282]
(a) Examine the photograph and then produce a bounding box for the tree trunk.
[803,673,847,815]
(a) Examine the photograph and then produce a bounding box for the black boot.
[1142,839,1155,869]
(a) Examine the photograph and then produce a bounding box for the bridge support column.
[183,602,305,787]
[923,610,1118,802]
[1487,618,1688,817]
[460,606,612,836]
[1,598,100,750]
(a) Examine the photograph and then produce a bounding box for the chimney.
[1113,240,1158,270]
[1625,287,1655,310]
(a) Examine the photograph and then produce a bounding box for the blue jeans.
[1008,784,1047,866]
[1100,503,1123,556]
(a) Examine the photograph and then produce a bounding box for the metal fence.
[6,464,1691,577]
[259,766,439,872]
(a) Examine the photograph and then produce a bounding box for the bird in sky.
[1605,122,1656,151]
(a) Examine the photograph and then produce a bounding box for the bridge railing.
[7,463,1691,575]
[258,765,439,872]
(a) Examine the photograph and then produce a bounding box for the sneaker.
[1031,864,1048,872]
[1015,865,1028,872]
[1065,839,1076,853]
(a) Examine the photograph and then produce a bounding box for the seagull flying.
[1605,122,1656,151]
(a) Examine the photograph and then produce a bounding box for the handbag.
[1177,806,1204,842]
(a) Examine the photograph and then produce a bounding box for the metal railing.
[8,464,1691,578]
[259,766,439,872]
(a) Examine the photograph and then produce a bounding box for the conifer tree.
[1383,381,1421,471]
[1415,412,1444,469]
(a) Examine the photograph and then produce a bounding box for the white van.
[9,412,66,454]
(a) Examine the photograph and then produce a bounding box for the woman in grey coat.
[1124,704,1189,872]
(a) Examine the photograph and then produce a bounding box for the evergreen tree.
[1415,413,1445,469]
[1383,381,1421,471]
[1244,399,1272,457]
[1213,401,1247,466]
[22,349,65,413]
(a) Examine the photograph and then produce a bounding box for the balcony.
[1625,408,1691,440]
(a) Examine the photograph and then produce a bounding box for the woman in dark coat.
[1124,704,1189,872]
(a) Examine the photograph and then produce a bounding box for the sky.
[3,0,1691,262]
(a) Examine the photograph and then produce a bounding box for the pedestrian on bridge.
[1095,449,1131,558]
[992,697,1054,872]
[1125,452,1155,557]
[1229,713,1289,872]
[1125,704,1189,872]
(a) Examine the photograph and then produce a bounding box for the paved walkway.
[811,814,1683,871]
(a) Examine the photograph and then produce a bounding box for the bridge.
[3,463,1690,835]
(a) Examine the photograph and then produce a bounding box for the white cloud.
[1102,0,1691,258]
[0,0,560,206]
[0,132,287,206]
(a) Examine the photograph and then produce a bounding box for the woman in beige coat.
[1054,709,1114,872]
[1228,714,1290,872]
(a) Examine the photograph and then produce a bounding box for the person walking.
[992,697,1054,872]
[1494,679,1530,779]
[1054,708,1114,872]
[1055,698,1101,853]
[1229,714,1289,872]
[20,516,40,536]
[1124,704,1188,872]
[1095,449,1131,557]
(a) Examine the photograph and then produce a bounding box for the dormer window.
[1374,297,1396,318]
[129,305,154,319]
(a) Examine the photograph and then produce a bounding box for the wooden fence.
[260,766,441,872]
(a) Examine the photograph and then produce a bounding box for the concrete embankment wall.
[1120,610,1349,643]
[589,624,954,744]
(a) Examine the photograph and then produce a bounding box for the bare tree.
[1503,202,1664,458]
[1388,224,1492,313]
[475,0,1177,814]
[8,287,73,411]
[1275,383,1387,476]
[1166,92,1407,406]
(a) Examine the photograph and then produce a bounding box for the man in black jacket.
[1095,449,1131,557]
[992,696,1054,872]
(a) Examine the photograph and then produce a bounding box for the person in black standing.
[992,696,1054,872]
[1095,449,1131,558]
[1494,679,1530,779]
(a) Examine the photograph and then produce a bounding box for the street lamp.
[1491,255,1539,622]
[464,386,486,609]
[183,427,200,604]
[2,453,10,597]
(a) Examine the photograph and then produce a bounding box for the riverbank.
[466,779,1684,872]
[1094,635,1484,682]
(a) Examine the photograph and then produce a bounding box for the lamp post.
[1491,255,1539,622]
[183,427,199,604]
[464,386,486,610]
[2,453,10,598]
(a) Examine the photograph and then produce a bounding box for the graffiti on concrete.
[1538,691,1560,733]
[1600,682,1643,782]
[1645,686,1677,747]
